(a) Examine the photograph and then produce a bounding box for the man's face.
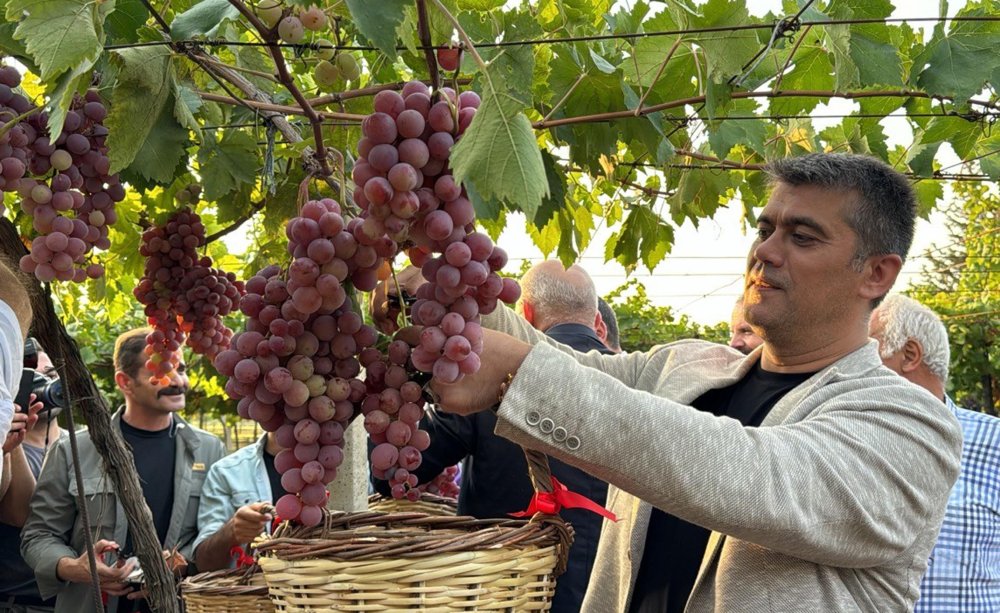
[744,183,866,343]
[120,362,189,415]
[729,305,763,355]
[35,350,57,378]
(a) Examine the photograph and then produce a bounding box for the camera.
[14,337,64,416]
[17,370,64,412]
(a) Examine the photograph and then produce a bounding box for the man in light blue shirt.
[871,294,1000,612]
[193,431,285,571]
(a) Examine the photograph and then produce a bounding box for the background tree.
[908,179,999,416]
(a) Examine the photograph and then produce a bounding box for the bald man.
[729,297,763,355]
[372,260,616,613]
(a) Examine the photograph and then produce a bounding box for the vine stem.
[532,89,1000,129]
[634,38,682,113]
[0,106,42,139]
[415,0,440,91]
[196,91,365,121]
[227,0,333,178]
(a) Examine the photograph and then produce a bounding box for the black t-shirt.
[118,418,177,613]
[262,448,287,505]
[628,362,816,613]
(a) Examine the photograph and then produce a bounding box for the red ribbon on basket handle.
[229,546,256,568]
[510,476,618,522]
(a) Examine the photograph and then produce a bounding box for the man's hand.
[226,502,273,545]
[430,329,532,415]
[371,265,426,333]
[56,539,136,595]
[3,395,40,454]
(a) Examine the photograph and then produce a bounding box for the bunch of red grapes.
[217,81,522,521]
[134,208,244,384]
[0,63,124,283]
[214,198,392,524]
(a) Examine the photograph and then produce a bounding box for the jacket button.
[552,426,567,442]
[566,436,581,451]
[539,418,555,434]
[526,411,541,426]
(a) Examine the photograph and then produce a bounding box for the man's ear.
[114,371,133,395]
[859,254,903,303]
[522,301,536,326]
[900,339,924,374]
[595,312,608,344]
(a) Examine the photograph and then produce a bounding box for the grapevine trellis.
[3,0,1000,611]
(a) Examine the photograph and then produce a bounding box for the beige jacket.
[486,306,962,612]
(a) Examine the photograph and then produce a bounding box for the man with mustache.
[21,328,226,613]
[428,153,963,612]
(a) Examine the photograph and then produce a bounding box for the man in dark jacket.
[374,260,617,613]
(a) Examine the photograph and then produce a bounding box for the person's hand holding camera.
[3,394,40,454]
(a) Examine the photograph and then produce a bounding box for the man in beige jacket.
[429,153,963,612]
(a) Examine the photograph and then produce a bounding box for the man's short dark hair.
[597,298,621,351]
[764,153,917,270]
[114,328,151,378]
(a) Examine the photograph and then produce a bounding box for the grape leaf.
[173,83,203,140]
[197,131,259,201]
[849,24,904,87]
[707,100,767,160]
[106,46,174,174]
[5,0,114,83]
[44,62,91,139]
[121,97,189,186]
[105,0,147,44]
[606,204,674,272]
[464,179,502,221]
[768,46,832,116]
[686,0,760,81]
[344,0,409,59]
[0,22,32,71]
[912,179,943,219]
[170,0,240,40]
[451,61,547,220]
[533,151,566,227]
[914,10,1000,103]
[479,45,534,104]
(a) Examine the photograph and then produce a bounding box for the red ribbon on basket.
[510,476,618,522]
[229,546,256,568]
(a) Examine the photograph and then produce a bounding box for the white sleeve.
[0,299,24,469]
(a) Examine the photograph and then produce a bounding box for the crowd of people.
[0,152,996,612]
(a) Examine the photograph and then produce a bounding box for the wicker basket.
[258,448,574,611]
[257,509,572,612]
[180,565,274,613]
[368,492,459,516]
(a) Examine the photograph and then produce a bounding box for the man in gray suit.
[431,153,962,612]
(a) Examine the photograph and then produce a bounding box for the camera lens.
[39,379,64,410]
[30,372,64,411]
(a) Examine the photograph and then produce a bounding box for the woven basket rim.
[256,509,572,564]
[368,492,459,509]
[180,565,269,596]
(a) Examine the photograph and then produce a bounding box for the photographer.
[1,339,64,611]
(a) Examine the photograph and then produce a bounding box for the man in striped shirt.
[870,294,1000,612]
